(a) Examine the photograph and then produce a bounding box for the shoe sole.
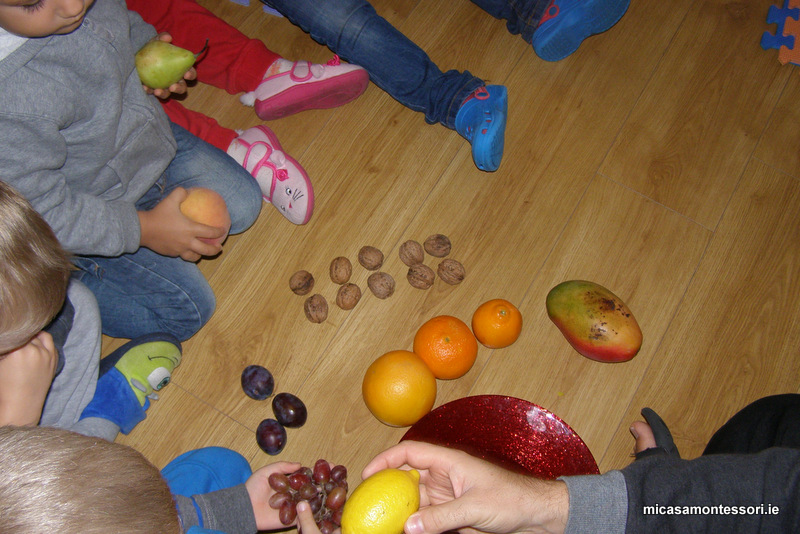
[470,86,508,172]
[254,70,369,121]
[533,0,630,62]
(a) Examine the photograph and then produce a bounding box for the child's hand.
[245,462,303,531]
[138,187,227,261]
[297,501,329,534]
[141,33,197,100]
[0,332,58,426]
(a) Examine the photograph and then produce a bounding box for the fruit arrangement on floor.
[362,298,523,427]
[240,364,308,455]
[242,278,640,448]
[240,268,641,533]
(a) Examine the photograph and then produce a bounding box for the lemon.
[341,468,420,534]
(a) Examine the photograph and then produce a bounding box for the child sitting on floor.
[0,180,181,440]
[0,425,326,534]
[0,0,263,341]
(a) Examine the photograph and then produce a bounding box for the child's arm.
[245,463,303,530]
[0,332,58,426]
[137,187,228,261]
[176,461,304,534]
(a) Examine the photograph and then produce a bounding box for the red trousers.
[128,0,282,149]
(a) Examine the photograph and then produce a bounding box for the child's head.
[0,425,181,533]
[0,0,94,38]
[0,180,72,354]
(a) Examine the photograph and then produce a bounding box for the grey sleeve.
[561,470,628,534]
[0,114,143,256]
[174,484,258,534]
[125,2,158,51]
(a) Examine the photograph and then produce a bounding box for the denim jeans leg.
[469,0,549,43]
[72,249,215,341]
[138,122,262,234]
[263,0,484,128]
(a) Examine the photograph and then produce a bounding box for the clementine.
[412,315,478,379]
[362,350,437,427]
[471,299,523,348]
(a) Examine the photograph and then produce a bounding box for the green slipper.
[99,333,182,406]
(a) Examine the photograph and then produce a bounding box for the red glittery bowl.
[401,395,599,479]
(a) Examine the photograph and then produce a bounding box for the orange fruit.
[471,299,523,348]
[362,350,437,427]
[413,315,478,379]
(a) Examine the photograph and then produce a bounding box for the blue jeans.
[73,123,261,341]
[263,0,546,128]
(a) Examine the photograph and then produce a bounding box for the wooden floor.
[116,0,800,497]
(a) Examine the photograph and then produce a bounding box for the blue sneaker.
[532,0,630,62]
[454,85,508,172]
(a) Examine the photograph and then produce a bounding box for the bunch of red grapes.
[268,459,348,534]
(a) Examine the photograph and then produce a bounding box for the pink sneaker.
[242,56,369,121]
[227,126,314,225]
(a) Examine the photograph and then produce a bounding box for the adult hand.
[140,33,198,99]
[363,441,569,534]
[0,331,58,426]
[138,187,227,261]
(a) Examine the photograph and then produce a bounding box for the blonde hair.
[0,426,181,534]
[0,180,72,353]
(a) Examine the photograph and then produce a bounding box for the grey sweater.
[563,447,800,533]
[0,0,176,256]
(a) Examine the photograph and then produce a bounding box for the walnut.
[289,270,314,295]
[303,294,328,323]
[336,283,361,310]
[358,246,384,270]
[399,240,425,266]
[367,272,395,299]
[329,256,352,284]
[407,264,435,289]
[424,234,451,257]
[437,258,465,285]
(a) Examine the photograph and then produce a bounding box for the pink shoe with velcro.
[243,56,369,121]
[227,126,314,225]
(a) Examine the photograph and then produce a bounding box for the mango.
[546,280,642,363]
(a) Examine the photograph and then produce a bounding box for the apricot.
[179,187,231,247]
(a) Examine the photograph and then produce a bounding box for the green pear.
[135,40,203,89]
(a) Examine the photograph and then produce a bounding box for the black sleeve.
[623,447,800,532]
